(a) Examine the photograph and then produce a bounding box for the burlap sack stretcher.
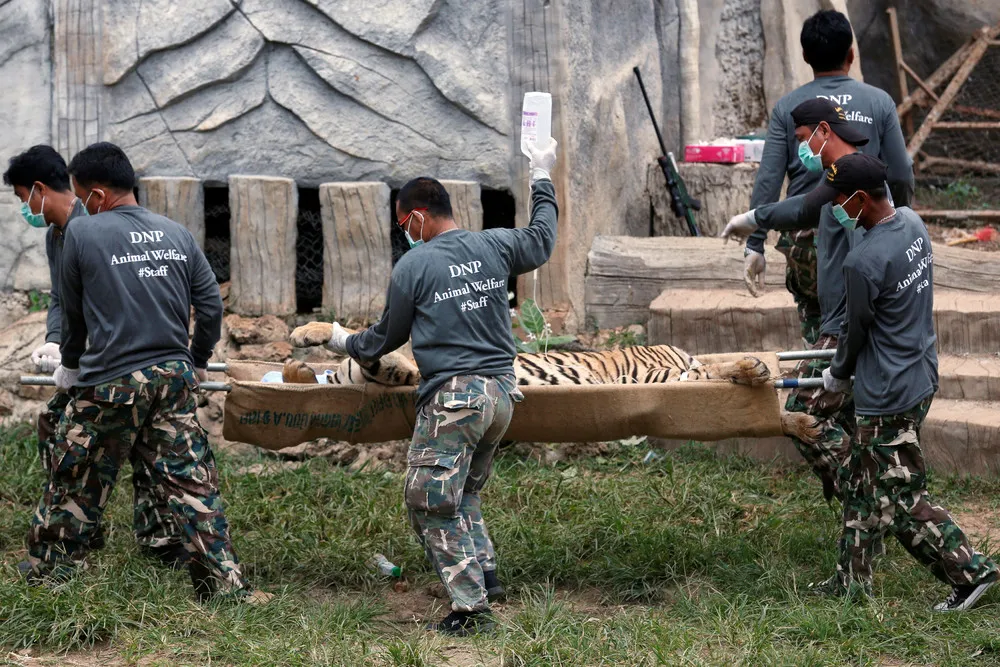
[222,353,785,450]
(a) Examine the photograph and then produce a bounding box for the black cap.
[791,98,870,146]
[824,153,888,194]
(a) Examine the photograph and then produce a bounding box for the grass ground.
[1,424,999,666]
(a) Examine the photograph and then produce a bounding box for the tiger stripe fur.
[285,323,820,443]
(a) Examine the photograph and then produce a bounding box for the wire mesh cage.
[203,201,231,283]
[908,34,1000,223]
[295,199,324,313]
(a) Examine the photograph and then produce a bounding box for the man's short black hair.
[398,177,453,218]
[800,10,853,72]
[2,145,71,192]
[67,141,136,192]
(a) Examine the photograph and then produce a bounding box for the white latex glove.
[52,365,80,392]
[822,367,851,394]
[31,342,61,373]
[196,367,208,383]
[743,249,766,297]
[720,210,758,244]
[526,138,558,185]
[327,322,351,355]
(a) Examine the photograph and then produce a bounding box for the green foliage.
[604,328,646,349]
[27,290,50,313]
[916,179,995,211]
[511,298,576,353]
[518,298,546,337]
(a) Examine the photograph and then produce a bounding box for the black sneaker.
[189,559,219,602]
[483,570,507,603]
[933,577,997,612]
[91,526,106,550]
[427,610,496,637]
[141,543,191,570]
[17,560,79,586]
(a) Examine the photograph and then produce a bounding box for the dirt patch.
[951,503,1000,547]
[3,647,161,666]
[925,223,1000,252]
[269,439,410,472]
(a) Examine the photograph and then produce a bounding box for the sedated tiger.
[284,322,821,443]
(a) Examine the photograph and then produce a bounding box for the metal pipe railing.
[20,375,232,392]
[775,349,836,361]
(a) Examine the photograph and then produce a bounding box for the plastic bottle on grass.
[521,92,552,157]
[372,553,401,577]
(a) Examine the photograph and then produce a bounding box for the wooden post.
[319,182,392,324]
[887,8,913,137]
[439,180,484,232]
[906,28,993,160]
[138,177,205,248]
[932,122,1000,130]
[51,0,103,158]
[506,0,572,312]
[228,176,298,317]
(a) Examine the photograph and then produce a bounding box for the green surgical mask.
[797,125,827,173]
[20,185,46,228]
[832,191,861,230]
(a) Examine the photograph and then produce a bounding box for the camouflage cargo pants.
[784,333,855,498]
[405,374,520,612]
[835,397,998,592]
[27,361,246,594]
[37,392,184,552]
[776,229,821,347]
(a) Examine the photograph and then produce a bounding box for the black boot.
[142,542,191,570]
[484,569,507,603]
[427,610,496,636]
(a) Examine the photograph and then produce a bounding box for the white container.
[521,92,552,157]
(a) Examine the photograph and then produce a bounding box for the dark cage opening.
[482,188,518,306]
[296,188,324,314]
[203,187,231,284]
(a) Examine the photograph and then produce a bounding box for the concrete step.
[937,355,1000,402]
[648,288,1000,356]
[655,399,1000,476]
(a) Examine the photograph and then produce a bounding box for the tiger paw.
[780,410,822,444]
[282,359,318,384]
[290,321,342,347]
[730,356,771,386]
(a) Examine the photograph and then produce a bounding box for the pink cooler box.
[684,144,745,163]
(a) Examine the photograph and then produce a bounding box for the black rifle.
[633,66,701,237]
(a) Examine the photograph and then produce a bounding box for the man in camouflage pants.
[23,142,265,603]
[818,154,996,611]
[3,145,187,567]
[405,375,519,614]
[291,141,559,635]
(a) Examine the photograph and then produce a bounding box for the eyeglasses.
[399,207,428,226]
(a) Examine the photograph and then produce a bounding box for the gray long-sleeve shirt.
[60,205,222,385]
[746,75,913,256]
[751,179,895,336]
[44,199,88,344]
[347,179,559,408]
[830,207,937,415]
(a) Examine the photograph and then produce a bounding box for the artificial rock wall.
[1,0,877,327]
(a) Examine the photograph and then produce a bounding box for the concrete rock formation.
[0,0,877,325]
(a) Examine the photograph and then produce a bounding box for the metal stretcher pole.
[20,376,232,392]
[775,349,836,361]
[773,376,853,390]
